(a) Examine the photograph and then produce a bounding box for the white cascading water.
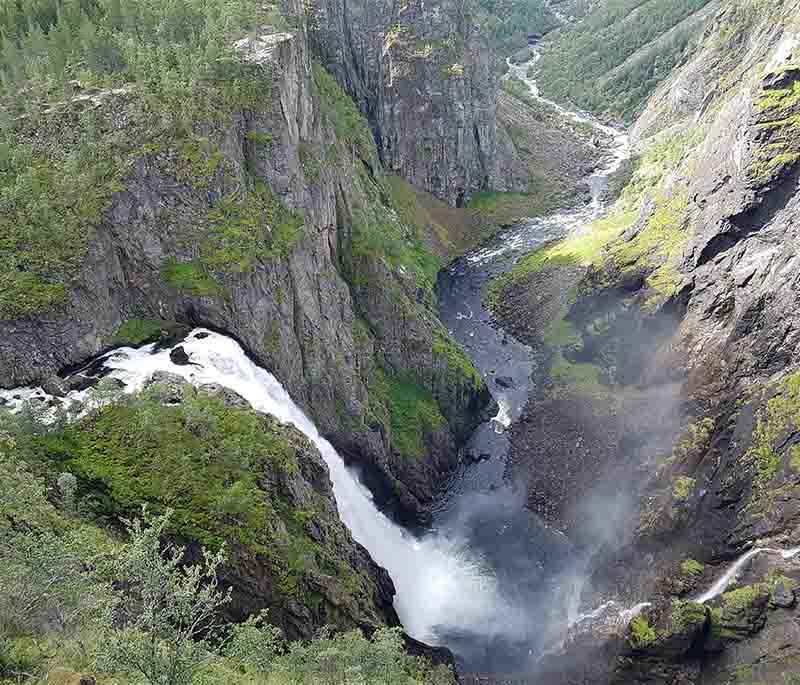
[693,546,800,604]
[1,329,526,644]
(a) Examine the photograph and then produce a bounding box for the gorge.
[3,0,800,683]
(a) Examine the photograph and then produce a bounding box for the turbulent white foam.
[694,546,800,604]
[2,330,525,643]
[492,398,512,434]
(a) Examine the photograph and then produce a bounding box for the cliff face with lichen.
[489,0,800,681]
[0,0,495,527]
[309,0,503,206]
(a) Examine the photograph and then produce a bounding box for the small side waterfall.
[694,546,800,604]
[1,329,528,647]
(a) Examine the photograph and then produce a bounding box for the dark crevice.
[696,163,800,268]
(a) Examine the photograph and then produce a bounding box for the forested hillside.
[536,0,716,120]
[468,0,557,56]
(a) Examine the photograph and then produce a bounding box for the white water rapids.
[1,329,529,646]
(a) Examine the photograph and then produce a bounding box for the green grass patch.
[748,371,800,491]
[312,63,376,161]
[349,165,442,292]
[162,260,221,297]
[629,615,657,647]
[611,192,689,299]
[202,183,303,273]
[112,319,164,346]
[0,142,125,320]
[432,332,482,388]
[681,558,705,576]
[52,386,297,551]
[669,601,707,632]
[722,583,769,611]
[370,370,446,459]
[551,353,608,397]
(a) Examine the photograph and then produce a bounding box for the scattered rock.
[464,451,492,464]
[41,375,69,397]
[771,580,796,609]
[194,331,210,340]
[496,375,515,388]
[170,346,191,366]
[66,374,98,392]
[198,383,250,409]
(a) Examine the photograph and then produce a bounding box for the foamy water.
[1,330,530,644]
[694,546,800,604]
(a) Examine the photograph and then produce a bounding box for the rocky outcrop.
[62,373,398,640]
[310,0,499,205]
[0,5,491,525]
[488,0,800,680]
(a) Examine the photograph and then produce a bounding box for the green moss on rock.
[681,558,705,576]
[433,332,482,388]
[370,369,446,459]
[672,476,696,501]
[112,319,164,346]
[629,615,657,647]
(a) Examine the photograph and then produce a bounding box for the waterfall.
[694,546,800,604]
[1,329,525,645]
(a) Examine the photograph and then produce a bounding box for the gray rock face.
[0,11,490,525]
[311,0,500,205]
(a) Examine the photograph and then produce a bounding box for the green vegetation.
[487,207,638,312]
[466,190,555,228]
[385,175,456,260]
[0,0,284,320]
[612,192,689,304]
[681,558,705,576]
[669,601,707,632]
[467,0,557,55]
[629,615,657,647]
[551,354,608,397]
[161,176,303,297]
[112,319,164,346]
[0,446,454,685]
[0,141,125,319]
[672,476,696,501]
[55,385,296,550]
[202,184,303,272]
[349,164,443,292]
[370,370,446,459]
[537,0,714,120]
[721,583,769,611]
[163,260,222,297]
[749,73,800,183]
[748,371,800,490]
[433,332,483,388]
[312,63,376,161]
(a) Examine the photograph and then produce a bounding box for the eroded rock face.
[0,9,491,525]
[310,0,500,205]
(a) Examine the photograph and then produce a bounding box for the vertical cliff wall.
[309,0,499,205]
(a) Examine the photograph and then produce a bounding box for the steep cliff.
[309,0,499,206]
[0,2,493,525]
[490,0,800,680]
